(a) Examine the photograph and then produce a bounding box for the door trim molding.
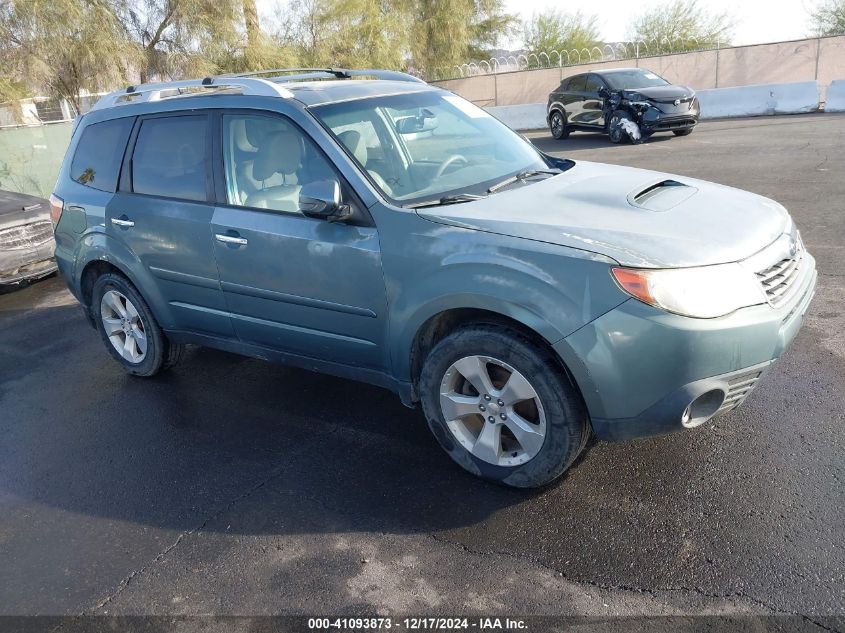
[149,266,220,290]
[220,280,377,318]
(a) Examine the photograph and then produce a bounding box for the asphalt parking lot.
[1,114,843,625]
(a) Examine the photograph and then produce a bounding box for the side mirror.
[597,86,609,99]
[299,180,350,222]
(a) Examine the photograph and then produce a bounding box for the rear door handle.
[111,217,134,227]
[215,233,248,246]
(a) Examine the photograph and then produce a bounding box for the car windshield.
[311,91,552,205]
[604,70,669,90]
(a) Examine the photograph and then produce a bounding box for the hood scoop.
[628,179,697,212]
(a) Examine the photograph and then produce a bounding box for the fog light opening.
[682,389,725,429]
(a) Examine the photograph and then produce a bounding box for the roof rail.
[227,67,427,84]
[89,76,293,112]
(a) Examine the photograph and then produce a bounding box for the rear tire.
[419,325,589,488]
[673,128,693,136]
[92,273,183,377]
[549,110,569,140]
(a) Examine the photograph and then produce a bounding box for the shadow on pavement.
[0,282,544,538]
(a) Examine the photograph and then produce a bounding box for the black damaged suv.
[547,67,700,143]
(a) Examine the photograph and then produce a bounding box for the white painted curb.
[824,80,845,113]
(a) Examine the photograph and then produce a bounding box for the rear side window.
[131,115,209,202]
[566,75,586,92]
[70,118,133,192]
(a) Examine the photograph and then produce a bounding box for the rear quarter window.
[70,118,134,192]
[566,75,587,92]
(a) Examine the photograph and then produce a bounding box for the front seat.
[245,130,303,213]
[337,130,393,197]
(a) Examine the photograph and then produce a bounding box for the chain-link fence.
[431,38,747,81]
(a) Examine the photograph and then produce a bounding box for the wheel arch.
[74,236,174,329]
[405,304,584,407]
[547,102,567,124]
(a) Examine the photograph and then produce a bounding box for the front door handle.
[111,217,134,227]
[215,233,248,246]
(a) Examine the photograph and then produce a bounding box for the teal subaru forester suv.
[51,68,816,488]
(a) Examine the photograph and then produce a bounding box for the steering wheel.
[435,154,469,179]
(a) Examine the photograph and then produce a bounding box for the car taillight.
[49,194,64,228]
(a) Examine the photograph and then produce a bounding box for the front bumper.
[555,253,817,441]
[639,102,700,132]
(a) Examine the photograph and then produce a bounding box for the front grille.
[717,369,764,414]
[755,242,804,307]
[0,220,53,249]
[654,118,696,129]
[653,98,694,115]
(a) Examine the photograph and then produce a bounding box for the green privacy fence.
[0,122,74,198]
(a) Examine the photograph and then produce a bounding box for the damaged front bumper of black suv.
[608,90,700,135]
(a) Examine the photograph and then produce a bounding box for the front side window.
[131,115,208,202]
[70,117,133,192]
[585,75,604,94]
[222,113,336,214]
[313,92,550,205]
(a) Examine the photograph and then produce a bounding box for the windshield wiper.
[487,169,561,194]
[406,193,487,209]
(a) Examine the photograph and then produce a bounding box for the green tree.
[522,10,601,62]
[318,0,406,68]
[627,0,733,54]
[406,0,516,79]
[113,0,234,81]
[810,0,845,36]
[0,0,132,109]
[467,0,519,60]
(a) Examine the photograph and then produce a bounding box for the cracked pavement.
[0,114,842,626]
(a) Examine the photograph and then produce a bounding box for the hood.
[417,161,791,268]
[624,85,695,101]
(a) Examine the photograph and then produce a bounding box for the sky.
[505,0,817,47]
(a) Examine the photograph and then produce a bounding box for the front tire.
[92,273,183,377]
[673,128,693,136]
[549,110,569,140]
[419,325,589,488]
[608,109,640,144]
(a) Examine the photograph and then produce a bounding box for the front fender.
[381,221,628,382]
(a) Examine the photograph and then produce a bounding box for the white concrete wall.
[434,35,845,108]
[485,103,547,130]
[695,82,820,118]
[824,80,845,112]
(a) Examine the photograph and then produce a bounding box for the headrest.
[337,130,368,166]
[232,118,257,152]
[245,117,283,148]
[252,130,302,181]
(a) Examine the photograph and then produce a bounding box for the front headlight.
[611,264,766,318]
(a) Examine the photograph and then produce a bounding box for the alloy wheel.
[100,289,148,364]
[551,112,564,138]
[439,355,547,467]
[609,115,622,142]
